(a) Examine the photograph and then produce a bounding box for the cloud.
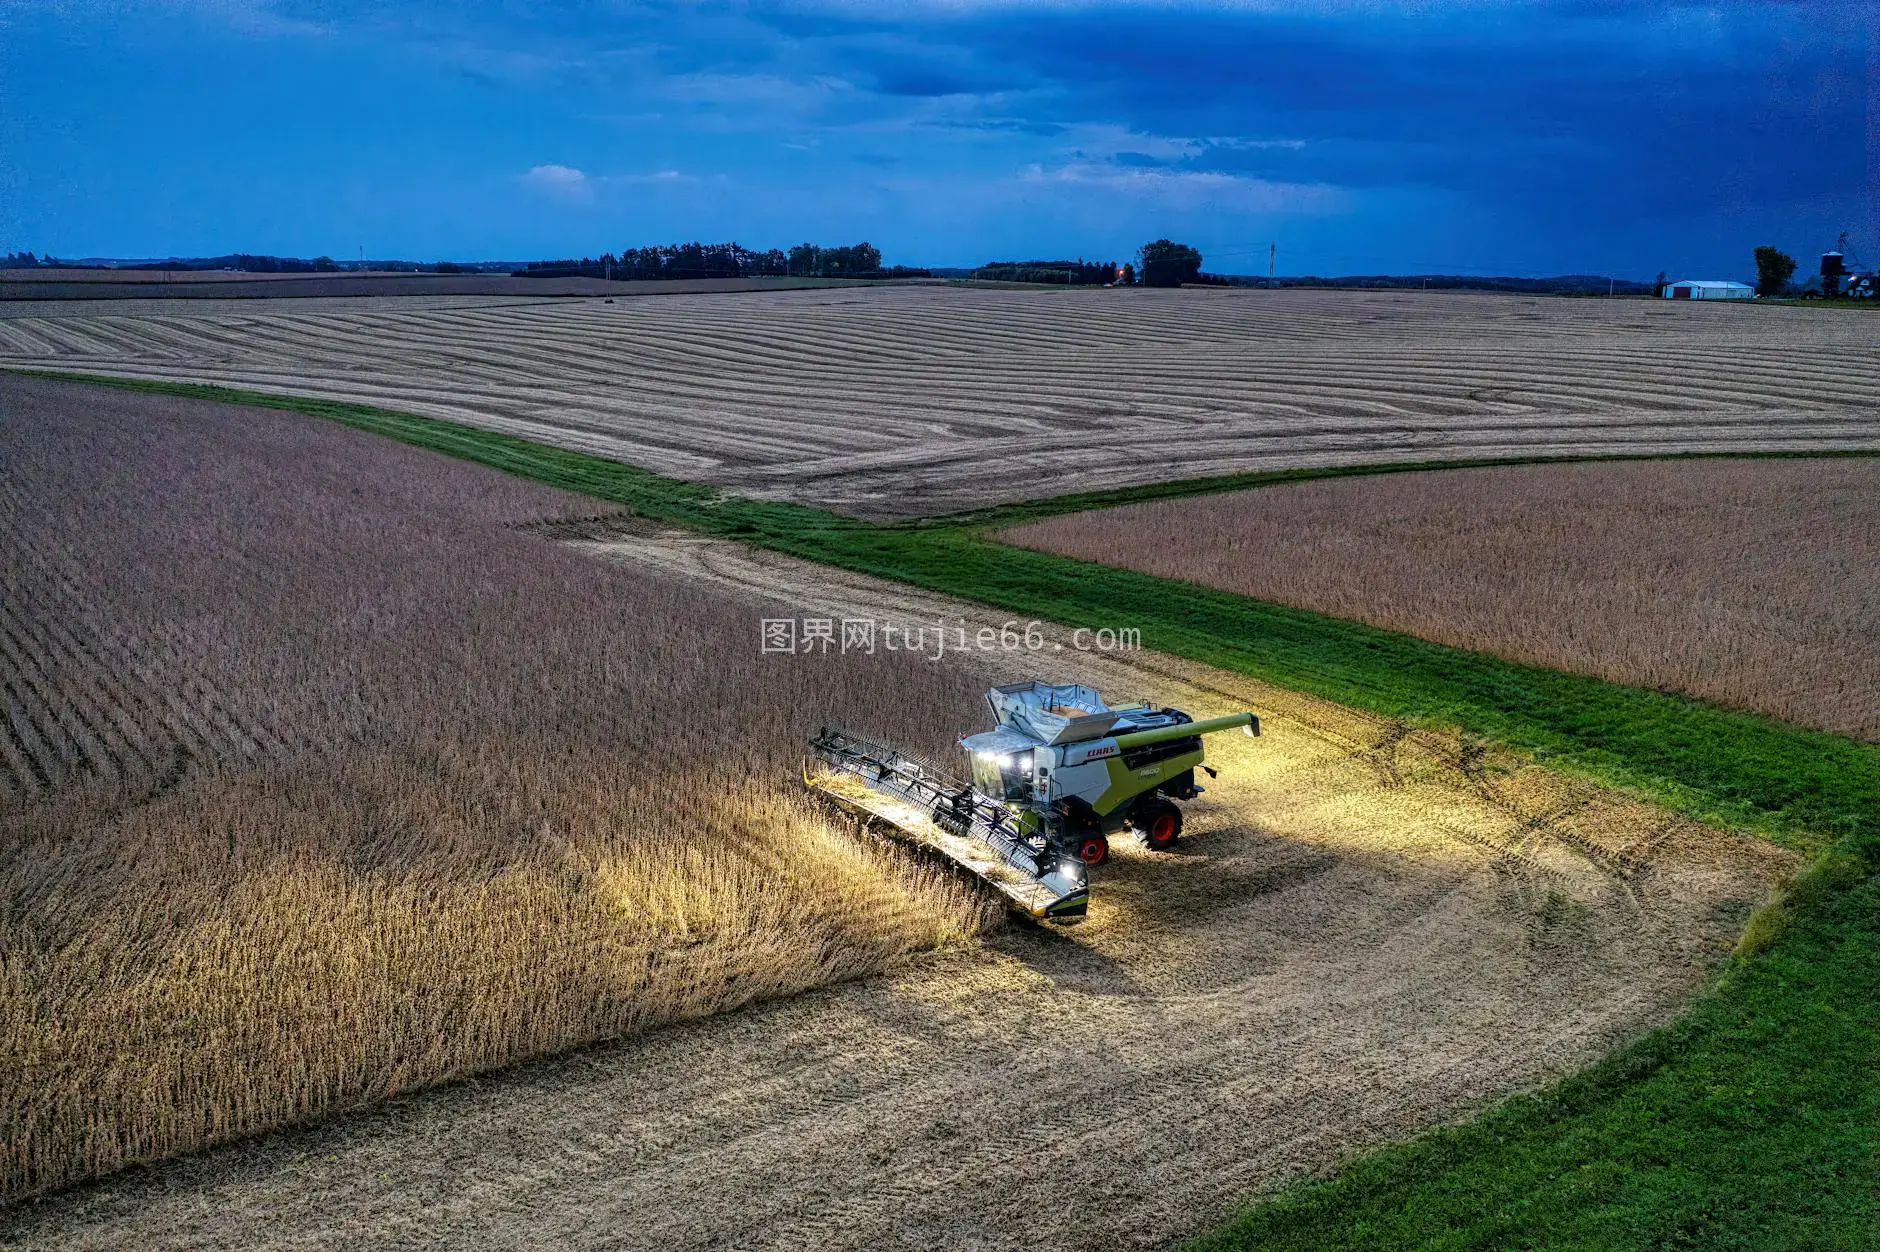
[1020,161,1344,212]
[1054,124,1309,165]
[521,164,592,198]
[604,169,697,185]
[4,0,334,36]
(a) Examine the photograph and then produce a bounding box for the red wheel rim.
[1079,838,1106,865]
[1150,814,1176,842]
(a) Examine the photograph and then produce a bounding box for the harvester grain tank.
[806,680,1258,923]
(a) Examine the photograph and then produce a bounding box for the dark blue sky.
[3,1,1872,277]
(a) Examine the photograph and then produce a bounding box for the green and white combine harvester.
[806,680,1259,923]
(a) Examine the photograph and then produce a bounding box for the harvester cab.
[806,680,1258,924]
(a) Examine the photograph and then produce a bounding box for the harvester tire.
[1075,834,1110,867]
[1133,798,1183,851]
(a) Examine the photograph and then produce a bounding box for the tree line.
[516,241,927,281]
[968,242,1217,288]
[0,252,353,273]
[972,259,1127,285]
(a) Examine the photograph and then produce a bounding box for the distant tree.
[1119,263,1136,285]
[1753,246,1796,298]
[971,258,1122,285]
[518,240,889,283]
[1138,239,1202,287]
[1652,270,1668,298]
[788,243,820,277]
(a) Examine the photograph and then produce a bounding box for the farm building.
[1662,279,1754,300]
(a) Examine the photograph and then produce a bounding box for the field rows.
[0,375,992,1202]
[0,480,289,803]
[1004,458,1880,740]
[2,287,1874,515]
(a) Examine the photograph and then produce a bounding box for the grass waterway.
[15,368,1878,1250]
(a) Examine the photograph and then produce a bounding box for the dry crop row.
[1,286,1874,515]
[1003,458,1880,740]
[0,375,994,1202]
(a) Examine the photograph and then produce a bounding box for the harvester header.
[806,680,1258,923]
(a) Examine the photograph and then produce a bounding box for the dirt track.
[1,286,1873,516]
[1,526,1794,1251]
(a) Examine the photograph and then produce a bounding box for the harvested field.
[1,383,1795,1247]
[0,375,995,1202]
[1003,458,1880,740]
[0,294,569,320]
[3,268,454,283]
[1,286,1875,516]
[0,271,888,302]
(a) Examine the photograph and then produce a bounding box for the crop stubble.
[2,407,1796,1248]
[1,286,1874,516]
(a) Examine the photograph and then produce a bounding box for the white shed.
[1662,279,1754,300]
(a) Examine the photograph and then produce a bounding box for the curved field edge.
[919,446,1880,533]
[13,369,1879,1247]
[1191,859,1880,1252]
[13,370,1870,850]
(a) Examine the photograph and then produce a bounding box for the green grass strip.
[1193,861,1880,1252]
[927,447,1880,531]
[15,368,1875,851]
[15,368,1879,1250]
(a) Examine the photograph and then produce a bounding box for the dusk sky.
[3,1,1872,278]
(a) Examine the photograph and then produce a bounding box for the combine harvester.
[807,680,1258,923]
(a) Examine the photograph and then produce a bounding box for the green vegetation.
[1754,245,1799,298]
[1195,858,1880,1252]
[15,371,1874,846]
[1139,237,1204,287]
[15,368,1879,1248]
[928,448,1880,534]
[515,240,903,281]
[971,259,1122,285]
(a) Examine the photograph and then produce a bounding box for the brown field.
[0,378,1796,1249]
[1002,458,1880,740]
[0,286,1874,517]
[0,375,995,1202]
[3,268,458,283]
[0,271,885,303]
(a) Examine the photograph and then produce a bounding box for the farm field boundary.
[997,458,1880,740]
[12,370,1878,1248]
[0,273,903,302]
[14,371,1869,847]
[6,285,1874,518]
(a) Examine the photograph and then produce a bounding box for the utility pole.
[1268,241,1276,287]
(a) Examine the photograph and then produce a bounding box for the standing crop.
[0,376,995,1201]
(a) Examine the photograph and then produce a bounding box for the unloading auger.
[805,680,1259,923]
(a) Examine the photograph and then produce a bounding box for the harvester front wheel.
[1075,834,1110,867]
[1133,798,1183,851]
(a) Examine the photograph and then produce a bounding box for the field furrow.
[4,286,1874,516]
